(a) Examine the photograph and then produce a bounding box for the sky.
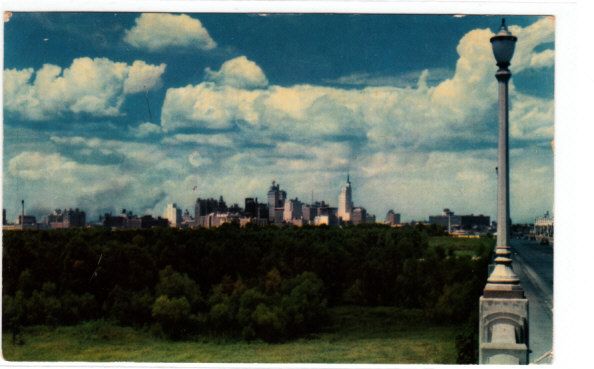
[2,12,554,223]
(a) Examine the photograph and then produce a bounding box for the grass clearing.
[428,236,493,257]
[2,306,458,363]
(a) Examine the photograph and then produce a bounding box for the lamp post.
[483,18,524,298]
[479,20,528,364]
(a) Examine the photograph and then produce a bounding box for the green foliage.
[3,227,490,345]
[455,320,479,364]
[104,286,152,326]
[2,306,460,363]
[281,272,327,337]
[156,266,203,311]
[151,295,192,339]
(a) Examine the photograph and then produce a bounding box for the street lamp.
[479,20,529,365]
[483,19,523,298]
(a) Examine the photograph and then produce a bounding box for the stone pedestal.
[479,296,529,364]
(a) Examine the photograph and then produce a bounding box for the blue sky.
[3,13,554,223]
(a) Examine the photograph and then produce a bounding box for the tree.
[156,266,203,311]
[151,295,191,339]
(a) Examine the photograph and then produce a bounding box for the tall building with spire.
[338,174,353,222]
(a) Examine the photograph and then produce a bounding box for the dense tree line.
[3,224,490,348]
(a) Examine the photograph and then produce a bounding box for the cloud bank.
[4,17,554,222]
[4,57,166,120]
[124,13,217,51]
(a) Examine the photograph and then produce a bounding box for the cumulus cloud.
[154,17,554,222]
[162,133,235,147]
[188,151,212,168]
[510,16,555,72]
[4,18,554,223]
[9,151,81,181]
[124,13,216,51]
[4,57,166,120]
[131,122,163,137]
[124,61,167,94]
[205,56,268,89]
[529,49,555,69]
[161,18,554,150]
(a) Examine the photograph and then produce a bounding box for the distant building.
[18,215,37,225]
[257,203,268,220]
[302,203,318,224]
[385,210,401,226]
[45,208,86,229]
[460,214,490,230]
[181,209,194,227]
[244,198,258,218]
[429,208,490,231]
[283,198,303,222]
[337,174,353,222]
[140,215,169,228]
[429,209,461,229]
[102,213,126,228]
[314,203,338,226]
[2,209,6,225]
[534,211,554,244]
[164,203,182,228]
[201,212,240,228]
[351,207,367,225]
[267,181,286,223]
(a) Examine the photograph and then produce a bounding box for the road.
[510,239,553,364]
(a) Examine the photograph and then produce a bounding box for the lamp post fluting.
[483,18,523,298]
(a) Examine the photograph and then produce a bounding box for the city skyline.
[3,13,554,223]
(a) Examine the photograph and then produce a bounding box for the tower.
[338,174,353,222]
[267,181,280,222]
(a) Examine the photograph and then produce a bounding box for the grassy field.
[2,306,458,363]
[428,235,493,257]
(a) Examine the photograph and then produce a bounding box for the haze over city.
[3,13,554,223]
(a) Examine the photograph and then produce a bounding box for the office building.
[267,181,286,223]
[351,207,367,225]
[284,198,303,222]
[385,210,401,226]
[45,208,86,228]
[164,203,182,227]
[338,174,353,222]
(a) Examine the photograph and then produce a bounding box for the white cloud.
[162,22,554,145]
[154,18,553,222]
[9,151,80,181]
[510,16,555,73]
[131,122,163,137]
[49,135,169,167]
[124,13,216,51]
[4,18,554,223]
[188,151,212,168]
[162,133,235,147]
[161,82,261,131]
[529,49,555,69]
[4,57,166,120]
[510,92,554,141]
[124,61,167,94]
[205,56,268,89]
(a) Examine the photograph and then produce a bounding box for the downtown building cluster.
[162,176,399,229]
[3,176,502,233]
[3,175,503,233]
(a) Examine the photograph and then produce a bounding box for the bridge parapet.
[479,297,529,364]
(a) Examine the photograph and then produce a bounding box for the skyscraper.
[267,181,286,223]
[164,203,182,228]
[338,174,353,222]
